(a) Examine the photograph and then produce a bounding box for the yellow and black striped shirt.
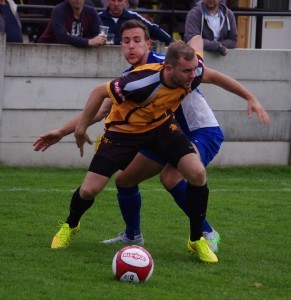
[106,56,204,133]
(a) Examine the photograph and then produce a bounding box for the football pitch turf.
[0,165,290,299]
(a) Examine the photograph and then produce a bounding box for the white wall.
[0,34,290,167]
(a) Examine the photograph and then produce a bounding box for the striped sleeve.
[191,54,204,90]
[107,68,161,105]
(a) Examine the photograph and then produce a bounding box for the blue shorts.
[140,126,224,167]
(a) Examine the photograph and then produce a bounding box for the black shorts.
[88,117,196,178]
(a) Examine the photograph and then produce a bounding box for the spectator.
[99,0,173,45]
[184,0,237,56]
[38,0,106,47]
[0,0,23,42]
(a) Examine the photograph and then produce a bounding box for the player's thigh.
[80,171,110,199]
[115,152,163,187]
[160,140,202,189]
[177,153,206,186]
[191,141,201,161]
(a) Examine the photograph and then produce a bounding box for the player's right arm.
[33,97,113,152]
[75,84,110,157]
[202,67,270,125]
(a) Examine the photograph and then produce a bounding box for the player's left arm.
[202,67,270,125]
[187,35,204,58]
[93,97,112,122]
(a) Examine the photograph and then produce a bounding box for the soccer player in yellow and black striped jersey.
[105,58,203,134]
[50,40,218,263]
[44,21,269,263]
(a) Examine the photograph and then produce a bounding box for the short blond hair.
[165,41,196,67]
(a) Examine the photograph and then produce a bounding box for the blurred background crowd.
[14,0,234,43]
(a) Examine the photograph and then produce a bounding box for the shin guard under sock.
[116,185,141,240]
[185,183,209,241]
[169,180,213,233]
[66,187,94,228]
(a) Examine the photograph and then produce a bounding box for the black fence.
[17,5,291,48]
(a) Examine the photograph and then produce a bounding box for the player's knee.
[114,171,126,187]
[160,172,178,190]
[187,165,206,186]
[115,170,139,188]
[79,185,98,200]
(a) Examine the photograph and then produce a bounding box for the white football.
[112,245,154,283]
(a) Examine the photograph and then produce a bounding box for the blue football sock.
[168,180,187,214]
[168,180,213,233]
[202,218,213,233]
[116,185,141,240]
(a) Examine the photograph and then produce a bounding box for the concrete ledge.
[1,141,289,167]
[5,44,128,77]
[212,142,290,166]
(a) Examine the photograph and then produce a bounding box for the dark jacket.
[99,7,173,45]
[0,10,4,33]
[0,0,23,42]
[185,1,237,54]
[38,0,102,47]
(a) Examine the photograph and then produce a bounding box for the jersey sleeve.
[191,54,204,90]
[106,79,126,105]
[107,68,161,105]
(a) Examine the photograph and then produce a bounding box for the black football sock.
[66,187,94,228]
[185,183,209,242]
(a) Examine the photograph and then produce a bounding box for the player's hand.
[33,130,64,152]
[72,132,94,154]
[34,130,92,153]
[74,128,89,157]
[247,98,270,125]
[84,134,93,146]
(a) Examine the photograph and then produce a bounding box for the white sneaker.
[101,232,144,245]
[203,229,221,253]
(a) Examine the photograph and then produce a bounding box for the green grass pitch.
[0,165,290,299]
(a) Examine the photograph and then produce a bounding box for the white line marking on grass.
[1,187,291,193]
[1,188,75,192]
[141,188,291,192]
[211,188,291,192]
